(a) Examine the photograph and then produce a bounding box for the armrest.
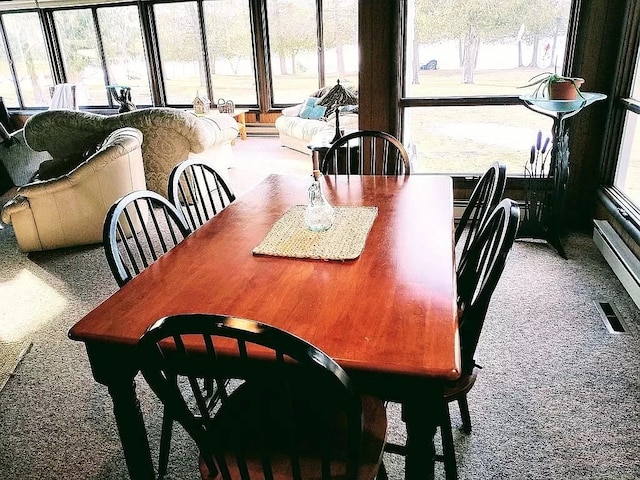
[282,104,303,117]
[195,115,239,150]
[1,195,29,224]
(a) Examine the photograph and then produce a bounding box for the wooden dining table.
[68,173,460,480]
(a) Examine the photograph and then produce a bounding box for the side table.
[307,131,334,171]
[230,109,249,141]
[519,92,606,258]
[307,129,358,173]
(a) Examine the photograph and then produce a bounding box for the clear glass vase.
[304,172,335,232]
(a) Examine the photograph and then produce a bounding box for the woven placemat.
[253,205,378,260]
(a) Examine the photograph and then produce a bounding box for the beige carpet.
[0,339,31,393]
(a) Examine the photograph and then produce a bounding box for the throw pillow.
[299,97,327,120]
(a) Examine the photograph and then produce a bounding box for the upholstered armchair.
[1,128,145,252]
[23,107,239,196]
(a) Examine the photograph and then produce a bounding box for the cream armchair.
[1,128,145,252]
[23,107,238,196]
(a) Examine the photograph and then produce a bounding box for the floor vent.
[595,301,630,334]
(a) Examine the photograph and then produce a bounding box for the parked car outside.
[420,59,438,70]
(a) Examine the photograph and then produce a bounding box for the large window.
[321,0,358,92]
[97,5,151,106]
[0,0,357,111]
[2,12,51,108]
[203,0,256,105]
[53,6,151,107]
[267,0,320,104]
[54,8,104,106]
[403,0,573,175]
[614,49,640,207]
[154,2,204,105]
[266,0,357,104]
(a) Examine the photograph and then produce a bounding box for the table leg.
[403,392,442,480]
[86,343,155,480]
[238,112,247,140]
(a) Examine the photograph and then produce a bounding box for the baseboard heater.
[245,124,278,136]
[593,219,640,310]
[453,200,467,223]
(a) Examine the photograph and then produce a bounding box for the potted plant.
[521,71,585,100]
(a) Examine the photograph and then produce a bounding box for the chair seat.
[198,382,387,480]
[443,366,479,402]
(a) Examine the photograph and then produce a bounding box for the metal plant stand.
[519,92,606,258]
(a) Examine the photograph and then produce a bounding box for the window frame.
[598,1,640,230]
[0,0,350,113]
[398,0,580,177]
[0,8,55,109]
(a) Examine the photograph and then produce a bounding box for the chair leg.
[157,407,173,479]
[440,403,458,480]
[377,460,389,480]
[458,395,472,434]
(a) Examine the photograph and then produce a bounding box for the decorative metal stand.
[108,85,136,113]
[519,92,606,258]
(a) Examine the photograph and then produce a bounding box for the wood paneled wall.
[565,0,626,229]
[358,0,401,136]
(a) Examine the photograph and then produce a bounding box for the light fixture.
[317,79,358,143]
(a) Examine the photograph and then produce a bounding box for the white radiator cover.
[593,219,640,310]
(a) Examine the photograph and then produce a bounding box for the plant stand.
[519,92,606,258]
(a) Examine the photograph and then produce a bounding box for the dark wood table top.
[69,174,460,383]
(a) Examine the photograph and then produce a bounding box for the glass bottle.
[304,170,335,232]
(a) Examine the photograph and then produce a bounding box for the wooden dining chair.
[102,189,192,287]
[320,130,411,176]
[385,198,520,480]
[455,162,507,269]
[168,159,236,231]
[102,189,193,478]
[137,313,388,480]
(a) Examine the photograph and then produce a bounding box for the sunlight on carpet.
[0,269,66,342]
[0,339,31,393]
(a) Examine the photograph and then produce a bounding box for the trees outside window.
[54,8,105,106]
[266,0,358,104]
[97,5,151,106]
[0,0,357,110]
[154,2,205,105]
[267,0,319,104]
[2,12,51,108]
[203,0,257,105]
[321,0,358,87]
[404,0,572,174]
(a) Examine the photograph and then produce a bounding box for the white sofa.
[275,89,359,154]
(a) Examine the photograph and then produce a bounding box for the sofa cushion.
[299,97,327,120]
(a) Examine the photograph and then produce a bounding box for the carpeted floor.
[0,340,31,393]
[0,137,639,479]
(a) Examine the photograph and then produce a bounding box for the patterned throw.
[253,205,378,261]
